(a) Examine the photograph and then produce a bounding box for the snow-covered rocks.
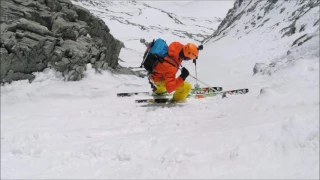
[257,87,281,99]
[253,63,268,75]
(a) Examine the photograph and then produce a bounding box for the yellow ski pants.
[153,81,192,101]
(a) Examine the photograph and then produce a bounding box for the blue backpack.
[141,38,169,73]
[149,38,168,58]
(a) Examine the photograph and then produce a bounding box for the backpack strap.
[140,47,150,68]
[148,75,157,92]
[163,55,179,69]
[140,40,155,68]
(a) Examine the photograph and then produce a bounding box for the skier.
[148,42,200,102]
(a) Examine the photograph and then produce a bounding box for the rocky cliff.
[1,0,136,84]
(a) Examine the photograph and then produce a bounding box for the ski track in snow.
[1,0,319,179]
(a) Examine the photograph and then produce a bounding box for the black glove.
[179,67,189,81]
[198,45,203,50]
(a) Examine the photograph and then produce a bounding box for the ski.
[190,87,223,94]
[117,86,223,97]
[135,98,172,104]
[135,88,249,103]
[134,93,216,104]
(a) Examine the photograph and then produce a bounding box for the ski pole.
[194,61,199,88]
[188,74,218,92]
[179,67,218,92]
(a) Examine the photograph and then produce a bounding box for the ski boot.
[151,91,168,97]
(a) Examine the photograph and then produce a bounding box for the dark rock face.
[0,0,134,84]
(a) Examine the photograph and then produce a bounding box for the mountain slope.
[71,0,233,68]
[1,0,319,179]
[72,0,224,42]
[192,0,319,89]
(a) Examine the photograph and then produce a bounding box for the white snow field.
[1,0,319,179]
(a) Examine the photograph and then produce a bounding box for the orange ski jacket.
[150,42,184,93]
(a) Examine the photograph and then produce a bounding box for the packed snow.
[1,0,319,179]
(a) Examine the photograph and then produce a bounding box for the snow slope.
[1,0,319,179]
[71,0,233,68]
